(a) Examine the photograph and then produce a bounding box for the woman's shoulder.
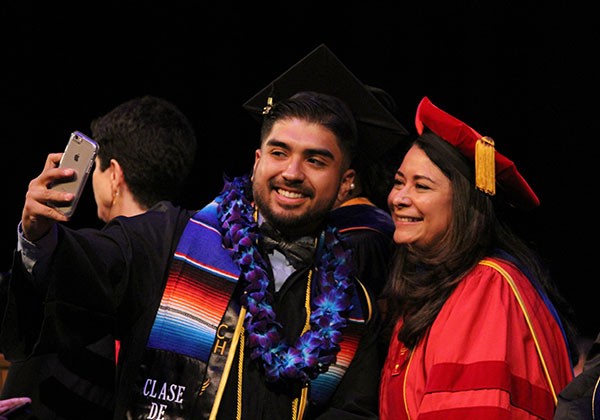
[447,257,533,311]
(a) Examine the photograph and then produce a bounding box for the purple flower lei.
[215,175,355,384]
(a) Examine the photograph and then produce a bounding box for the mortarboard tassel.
[475,136,496,196]
[263,96,273,115]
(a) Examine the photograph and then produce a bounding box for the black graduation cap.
[243,43,410,159]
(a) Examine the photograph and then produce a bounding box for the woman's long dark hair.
[380,131,577,360]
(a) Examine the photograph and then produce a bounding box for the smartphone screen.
[48,131,99,217]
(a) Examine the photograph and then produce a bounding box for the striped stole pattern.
[310,319,363,403]
[147,202,240,362]
[144,200,370,407]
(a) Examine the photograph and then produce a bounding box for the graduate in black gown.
[0,95,198,420]
[243,46,411,300]
[3,45,407,419]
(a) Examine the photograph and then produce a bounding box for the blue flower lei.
[215,174,355,384]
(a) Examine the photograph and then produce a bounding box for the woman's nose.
[390,189,412,207]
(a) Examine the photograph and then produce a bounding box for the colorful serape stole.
[309,320,362,404]
[147,202,241,360]
[131,200,371,416]
[129,202,243,418]
[309,277,372,405]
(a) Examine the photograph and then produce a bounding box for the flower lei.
[215,174,355,384]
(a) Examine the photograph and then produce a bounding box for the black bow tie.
[260,222,316,270]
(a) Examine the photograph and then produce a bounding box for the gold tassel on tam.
[262,96,273,115]
[475,136,496,195]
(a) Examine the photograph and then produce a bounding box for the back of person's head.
[366,86,401,118]
[352,86,411,209]
[90,95,197,208]
[260,90,358,168]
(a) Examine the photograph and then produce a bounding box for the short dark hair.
[260,91,358,168]
[90,95,197,208]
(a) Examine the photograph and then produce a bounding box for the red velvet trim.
[420,406,519,420]
[425,360,554,419]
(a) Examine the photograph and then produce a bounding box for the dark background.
[2,3,597,338]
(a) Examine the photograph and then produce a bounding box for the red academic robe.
[379,257,574,420]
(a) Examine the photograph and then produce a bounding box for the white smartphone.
[48,131,99,217]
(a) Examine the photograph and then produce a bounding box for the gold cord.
[292,269,313,419]
[236,326,245,420]
[403,349,415,420]
[209,306,247,420]
[479,259,558,403]
[302,270,313,334]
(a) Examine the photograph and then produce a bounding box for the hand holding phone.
[48,131,99,217]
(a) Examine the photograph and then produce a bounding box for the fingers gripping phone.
[48,131,99,217]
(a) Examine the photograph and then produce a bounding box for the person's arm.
[17,222,57,281]
[14,151,79,283]
[2,220,128,361]
[0,151,66,357]
[2,149,113,360]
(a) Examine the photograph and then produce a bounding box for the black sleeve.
[0,204,191,361]
[342,229,393,298]
[554,332,600,420]
[0,250,46,360]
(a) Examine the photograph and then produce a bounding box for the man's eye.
[270,150,286,157]
[307,157,326,167]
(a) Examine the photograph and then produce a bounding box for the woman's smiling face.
[387,144,453,250]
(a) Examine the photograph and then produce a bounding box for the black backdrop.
[2,3,597,337]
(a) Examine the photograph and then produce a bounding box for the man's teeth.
[278,189,303,198]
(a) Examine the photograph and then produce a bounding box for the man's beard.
[253,182,335,239]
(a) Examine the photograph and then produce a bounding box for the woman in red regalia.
[379,96,577,419]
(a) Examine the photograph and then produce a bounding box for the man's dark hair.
[91,95,198,208]
[260,91,358,167]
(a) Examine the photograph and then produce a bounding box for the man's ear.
[251,149,261,180]
[337,169,356,203]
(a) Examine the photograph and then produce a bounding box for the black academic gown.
[215,263,381,420]
[328,203,395,297]
[1,201,193,419]
[2,201,380,420]
[554,332,600,419]
[0,338,115,420]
